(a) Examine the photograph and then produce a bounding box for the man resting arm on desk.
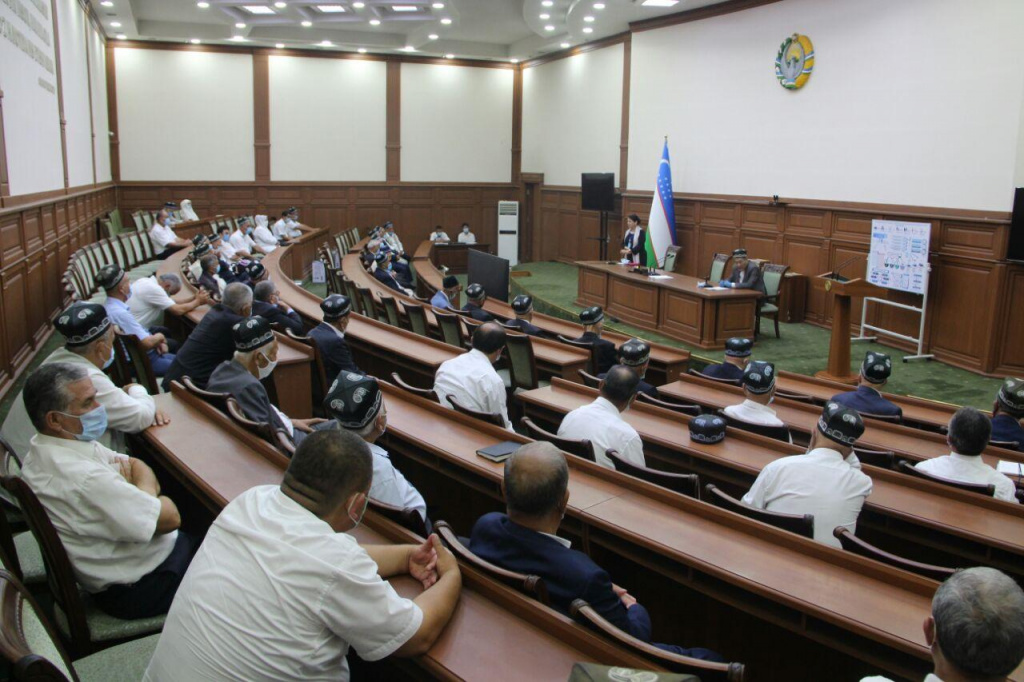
[718,249,766,295]
[143,430,461,681]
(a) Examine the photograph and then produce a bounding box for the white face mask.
[257,351,277,379]
[348,494,368,527]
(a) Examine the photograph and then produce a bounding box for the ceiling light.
[584,15,595,22]
[319,40,333,46]
[99,0,113,6]
[544,25,554,31]
[353,1,364,6]
[190,38,201,44]
[116,33,127,39]
[231,35,247,41]
[242,5,276,14]
[109,21,121,27]
[511,58,518,63]
[641,0,679,5]
[444,53,454,59]
[593,2,605,7]
[358,47,367,53]
[432,2,444,7]
[196,1,209,7]
[428,33,438,39]
[539,13,549,19]
[275,1,287,7]
[582,26,593,33]
[369,18,381,25]
[301,19,312,26]
[402,45,416,51]
[235,22,246,28]
[316,4,346,11]
[275,42,285,48]
[392,5,418,11]
[440,17,451,24]
[560,41,569,48]
[541,0,553,6]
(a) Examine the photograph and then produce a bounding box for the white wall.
[269,56,386,182]
[56,0,92,188]
[115,48,254,181]
[400,63,513,183]
[523,45,623,187]
[628,0,1024,211]
[89,23,111,183]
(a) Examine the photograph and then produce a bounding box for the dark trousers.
[154,245,185,260]
[148,326,180,353]
[93,531,199,620]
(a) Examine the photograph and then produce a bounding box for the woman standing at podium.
[620,214,647,265]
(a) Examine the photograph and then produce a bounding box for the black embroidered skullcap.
[55,302,111,348]
[321,294,352,321]
[742,360,776,394]
[732,248,748,258]
[817,401,865,446]
[95,264,126,291]
[193,243,212,258]
[323,372,384,429]
[619,338,651,367]
[690,413,726,444]
[512,295,533,315]
[374,251,391,264]
[466,283,486,301]
[997,378,1024,415]
[164,202,178,209]
[861,351,892,384]
[238,216,252,227]
[209,231,222,243]
[231,315,274,352]
[246,262,266,281]
[580,306,604,325]
[442,275,459,289]
[725,337,753,358]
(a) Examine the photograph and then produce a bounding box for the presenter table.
[576,261,763,349]
[430,242,491,274]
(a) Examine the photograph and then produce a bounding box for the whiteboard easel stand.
[852,264,934,363]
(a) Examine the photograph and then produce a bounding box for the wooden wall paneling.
[578,211,602,261]
[2,263,30,372]
[782,236,829,323]
[994,265,1024,374]
[926,256,1001,372]
[697,227,736,278]
[738,230,777,263]
[0,88,9,197]
[252,53,271,184]
[940,220,1008,261]
[26,252,47,344]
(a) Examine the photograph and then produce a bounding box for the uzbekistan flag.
[644,139,677,268]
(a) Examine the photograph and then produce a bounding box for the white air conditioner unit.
[497,201,520,266]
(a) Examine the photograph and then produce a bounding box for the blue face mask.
[246,227,254,236]
[60,404,108,442]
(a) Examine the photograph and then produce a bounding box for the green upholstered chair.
[130,211,146,232]
[707,252,730,283]
[433,310,465,349]
[756,263,789,339]
[504,331,549,392]
[403,302,429,337]
[380,296,402,327]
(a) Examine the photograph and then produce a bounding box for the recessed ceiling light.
[358,47,367,53]
[544,24,554,31]
[584,15,595,22]
[539,13,549,19]
[231,35,247,41]
[196,1,209,7]
[109,21,121,27]
[560,41,570,48]
[99,0,113,6]
[511,58,518,63]
[116,33,127,39]
[582,26,593,33]
[402,45,416,51]
[235,22,246,28]
[353,1,365,6]
[369,18,381,25]
[432,2,444,7]
[316,4,345,11]
[444,53,454,59]
[301,20,312,26]
[541,0,553,6]
[641,0,679,5]
[428,33,438,39]
[242,5,275,14]
[440,17,452,24]
[190,38,201,44]
[594,2,605,8]
[275,1,287,7]
[319,39,333,46]
[392,5,418,11]
[275,42,285,48]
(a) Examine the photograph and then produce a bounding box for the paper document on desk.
[648,275,672,280]
[997,461,1024,477]
[702,286,728,291]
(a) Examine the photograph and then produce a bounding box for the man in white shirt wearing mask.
[252,215,280,254]
[433,323,512,430]
[557,365,646,470]
[723,360,792,442]
[457,223,476,244]
[229,218,259,256]
[148,209,190,259]
[19,362,193,619]
[142,429,462,681]
[742,401,873,548]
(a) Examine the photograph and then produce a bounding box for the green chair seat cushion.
[14,531,46,584]
[54,594,165,643]
[759,303,779,314]
[73,633,161,682]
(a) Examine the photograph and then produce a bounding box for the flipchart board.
[867,220,932,295]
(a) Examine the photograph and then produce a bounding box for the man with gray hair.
[862,567,1024,681]
[129,272,210,333]
[162,282,253,390]
[20,362,193,619]
[252,280,304,336]
[469,442,721,661]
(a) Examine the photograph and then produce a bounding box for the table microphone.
[829,255,862,280]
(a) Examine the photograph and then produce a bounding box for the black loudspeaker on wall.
[581,173,616,212]
[1009,187,1024,262]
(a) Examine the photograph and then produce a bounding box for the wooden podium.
[811,274,886,384]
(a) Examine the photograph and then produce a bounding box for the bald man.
[469,442,722,661]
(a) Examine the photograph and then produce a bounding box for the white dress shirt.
[457,231,477,244]
[557,396,645,470]
[430,231,450,243]
[2,347,155,457]
[142,486,422,682]
[369,443,427,521]
[861,675,942,682]
[218,237,238,260]
[384,232,405,255]
[129,276,176,329]
[229,229,254,254]
[433,349,511,429]
[724,399,786,427]
[252,224,279,252]
[916,453,1020,504]
[148,223,177,252]
[21,434,176,592]
[272,218,290,239]
[742,447,873,548]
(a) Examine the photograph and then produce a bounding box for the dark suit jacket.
[161,304,244,390]
[623,228,647,265]
[469,513,651,642]
[598,371,657,398]
[725,262,766,295]
[507,318,544,337]
[308,322,359,381]
[577,331,617,375]
[701,362,745,382]
[206,360,303,446]
[991,414,1024,450]
[198,272,220,295]
[373,266,406,294]
[252,300,304,336]
[462,302,495,322]
[830,385,902,418]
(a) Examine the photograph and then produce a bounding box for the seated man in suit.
[430,275,460,311]
[598,338,657,398]
[206,315,326,448]
[574,306,617,375]
[373,252,413,296]
[915,407,1019,504]
[830,351,902,419]
[246,261,269,288]
[991,378,1024,449]
[742,402,873,548]
[144,430,461,681]
[461,283,495,322]
[723,361,791,442]
[433,323,511,430]
[470,442,722,661]
[252,280,304,336]
[308,295,360,379]
[702,337,752,382]
[322,373,428,524]
[197,254,225,296]
[719,248,765,295]
[162,283,253,390]
[506,295,544,336]
[96,265,177,377]
[558,365,645,470]
[860,567,1024,682]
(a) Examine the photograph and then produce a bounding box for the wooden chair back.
[990,439,1020,449]
[774,390,815,404]
[380,296,402,327]
[225,398,289,454]
[577,369,601,389]
[897,461,996,497]
[390,373,439,403]
[635,393,700,416]
[690,368,741,386]
[569,599,745,681]
[833,528,957,582]
[435,522,550,605]
[286,330,329,418]
[519,417,595,463]
[504,332,540,391]
[368,499,427,537]
[403,302,429,336]
[446,395,506,428]
[663,245,683,273]
[707,252,730,282]
[720,414,792,444]
[433,310,465,348]
[180,376,230,413]
[0,569,81,682]
[860,412,903,424]
[114,333,160,395]
[761,264,789,299]
[704,483,814,539]
[558,335,598,375]
[851,448,896,470]
[355,285,382,322]
[607,451,700,498]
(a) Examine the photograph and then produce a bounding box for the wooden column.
[619,34,631,191]
[511,66,523,185]
[253,51,271,184]
[50,0,70,190]
[0,89,9,198]
[105,43,120,183]
[385,60,401,183]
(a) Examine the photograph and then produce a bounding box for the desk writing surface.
[577,261,764,300]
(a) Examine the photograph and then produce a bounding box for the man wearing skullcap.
[375,225,414,285]
[719,248,765,295]
[430,275,461,311]
[373,251,413,296]
[228,217,257,257]
[990,378,1024,450]
[97,265,177,376]
[130,272,210,332]
[558,365,646,470]
[272,208,302,240]
[321,373,427,522]
[598,338,657,398]
[383,222,407,259]
[573,306,617,375]
[197,254,225,296]
[506,295,543,337]
[149,208,189,259]
[689,414,727,445]
[434,323,512,430]
[723,361,791,442]
[206,316,327,447]
[430,225,450,243]
[308,294,361,379]
[702,337,753,382]
[461,284,495,322]
[742,402,873,548]
[830,351,902,419]
[915,407,1019,504]
[2,303,167,458]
